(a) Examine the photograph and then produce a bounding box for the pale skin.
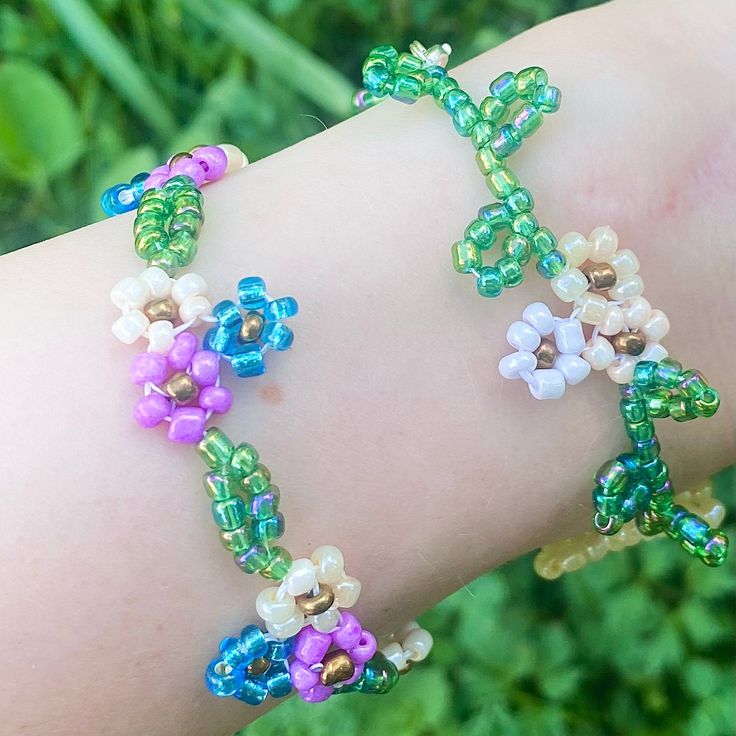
[0,0,734,733]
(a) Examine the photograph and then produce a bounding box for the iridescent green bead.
[669,397,697,422]
[451,239,482,273]
[594,512,623,536]
[513,104,544,138]
[533,84,561,113]
[692,389,720,418]
[229,443,259,477]
[364,65,392,96]
[168,230,197,266]
[633,361,658,389]
[138,192,171,218]
[654,358,683,388]
[236,544,270,574]
[133,211,164,238]
[464,218,496,250]
[486,167,520,199]
[432,76,458,104]
[495,256,523,288]
[197,427,234,468]
[479,95,507,124]
[489,71,517,104]
[212,496,247,531]
[339,653,399,694]
[490,124,522,158]
[594,458,629,494]
[511,212,538,238]
[625,419,655,442]
[243,465,271,496]
[453,103,482,137]
[634,436,660,462]
[391,74,422,103]
[134,226,167,259]
[370,45,399,64]
[536,250,567,279]
[171,211,203,238]
[173,192,204,215]
[416,70,434,95]
[620,398,647,423]
[475,146,503,176]
[220,524,253,553]
[531,227,557,257]
[515,66,548,99]
[471,120,495,149]
[443,88,470,114]
[476,266,503,297]
[502,234,531,265]
[203,471,237,501]
[478,202,510,231]
[250,484,280,520]
[147,249,182,275]
[259,546,293,581]
[594,490,623,517]
[252,513,285,543]
[163,174,196,193]
[395,52,422,73]
[505,187,534,215]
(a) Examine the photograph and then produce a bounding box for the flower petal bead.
[607,356,637,384]
[331,612,363,650]
[238,276,267,309]
[553,318,585,354]
[112,310,150,344]
[140,266,171,299]
[179,294,213,323]
[403,627,434,662]
[381,642,408,671]
[575,292,608,325]
[284,558,318,596]
[589,226,618,260]
[557,231,591,267]
[294,626,332,665]
[134,392,170,428]
[256,587,296,625]
[609,274,645,301]
[265,611,305,640]
[582,336,616,370]
[639,342,668,363]
[506,321,541,352]
[522,302,555,335]
[623,296,652,329]
[111,275,151,309]
[311,545,345,585]
[147,319,175,354]
[168,405,207,443]
[498,351,537,379]
[554,354,591,385]
[599,304,626,336]
[527,368,565,399]
[609,249,640,279]
[130,352,168,385]
[551,268,588,302]
[333,576,362,608]
[218,143,249,173]
[311,608,341,633]
[172,272,208,304]
[641,309,670,341]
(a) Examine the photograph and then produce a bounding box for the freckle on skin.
[259,384,284,405]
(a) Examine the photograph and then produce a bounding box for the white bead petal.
[111,276,150,310]
[179,295,212,324]
[265,611,305,640]
[553,318,585,355]
[551,268,589,303]
[333,576,361,608]
[218,143,249,173]
[140,267,171,299]
[111,311,149,344]
[311,608,341,633]
[310,545,345,585]
[147,320,175,354]
[171,272,208,305]
[639,342,668,363]
[381,642,408,671]
[607,356,636,384]
[599,305,625,336]
[499,351,537,380]
[506,321,542,352]
[575,292,608,325]
[641,309,670,342]
[284,558,317,597]
[622,296,652,329]
[526,368,566,400]
[608,249,639,279]
[403,628,433,662]
[557,232,592,268]
[255,587,296,624]
[582,336,615,370]
[554,354,591,385]
[609,274,644,301]
[522,302,556,335]
[589,226,619,260]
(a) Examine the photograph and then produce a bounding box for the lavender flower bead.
[348,630,377,664]
[301,683,333,703]
[170,157,206,186]
[130,352,168,385]
[289,660,320,692]
[192,146,228,180]
[134,392,170,428]
[168,332,197,370]
[331,612,362,650]
[293,626,332,666]
[191,350,220,386]
[168,406,207,443]
[143,165,170,190]
[199,386,233,414]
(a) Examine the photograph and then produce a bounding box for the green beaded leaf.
[0,61,83,184]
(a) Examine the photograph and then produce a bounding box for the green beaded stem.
[197,427,293,580]
[360,45,566,298]
[591,359,728,567]
[133,174,204,275]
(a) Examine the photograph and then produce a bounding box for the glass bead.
[236,679,268,706]
[252,513,285,543]
[134,211,164,237]
[163,174,196,193]
[634,436,660,462]
[237,276,267,309]
[679,370,712,400]
[479,95,507,124]
[476,266,503,297]
[264,296,299,321]
[235,544,270,574]
[513,104,543,137]
[171,211,203,238]
[250,484,280,520]
[505,187,534,214]
[654,358,682,388]
[669,397,697,422]
[495,256,523,287]
[220,524,253,553]
[266,664,292,698]
[512,212,539,238]
[594,491,623,517]
[203,472,236,501]
[515,66,548,98]
[443,88,470,114]
[502,234,531,265]
[451,239,482,274]
[645,389,671,418]
[625,419,655,442]
[267,638,294,662]
[464,218,496,250]
[620,398,647,423]
[260,546,293,581]
[453,103,482,137]
[531,227,557,256]
[486,167,520,199]
[197,427,235,468]
[489,71,517,103]
[205,658,244,697]
[243,465,272,495]
[478,202,510,230]
[147,250,181,275]
[536,250,567,279]
[395,52,422,73]
[431,76,458,104]
[363,65,391,96]
[134,226,167,259]
[354,653,399,694]
[476,146,503,176]
[692,389,720,418]
[262,322,295,351]
[231,346,265,377]
[471,120,495,149]
[594,458,629,494]
[168,230,197,265]
[633,361,658,388]
[212,497,247,531]
[533,84,562,113]
[391,73,422,104]
[370,45,399,64]
[229,443,259,476]
[490,124,522,158]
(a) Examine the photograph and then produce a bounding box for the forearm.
[1,0,734,733]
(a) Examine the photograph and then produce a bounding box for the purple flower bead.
[130,352,168,385]
[134,392,170,428]
[294,626,332,666]
[191,146,228,180]
[191,350,220,386]
[300,683,333,703]
[331,612,362,650]
[168,332,197,370]
[289,660,320,691]
[199,385,233,414]
[168,406,207,443]
[170,157,206,186]
[348,630,377,665]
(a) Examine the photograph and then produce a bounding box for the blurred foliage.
[0,0,602,253]
[245,468,735,736]
[1,2,733,734]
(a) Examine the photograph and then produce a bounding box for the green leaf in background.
[0,60,83,184]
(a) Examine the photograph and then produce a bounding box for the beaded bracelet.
[105,145,432,706]
[355,41,729,569]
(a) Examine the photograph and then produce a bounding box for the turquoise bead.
[478,202,510,230]
[511,212,538,238]
[476,266,503,297]
[495,256,523,287]
[531,227,557,256]
[489,71,517,104]
[453,103,482,137]
[490,124,522,158]
[443,88,470,113]
[505,188,534,214]
[536,250,567,279]
[464,218,496,250]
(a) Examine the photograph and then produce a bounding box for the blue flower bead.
[100,171,149,216]
[205,276,298,378]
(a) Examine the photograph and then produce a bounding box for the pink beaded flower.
[130,331,233,443]
[289,613,377,703]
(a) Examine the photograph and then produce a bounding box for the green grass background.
[0,2,733,734]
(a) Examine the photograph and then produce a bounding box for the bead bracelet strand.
[356,41,728,569]
[106,144,432,706]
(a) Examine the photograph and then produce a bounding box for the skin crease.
[0,0,734,733]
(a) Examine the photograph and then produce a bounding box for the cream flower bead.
[333,576,362,608]
[622,296,652,329]
[589,226,618,261]
[311,608,341,633]
[582,335,615,370]
[283,558,318,596]
[217,143,249,173]
[381,622,434,668]
[147,319,175,354]
[599,304,625,336]
[609,249,640,279]
[606,356,637,384]
[256,586,296,625]
[575,292,607,325]
[311,545,345,585]
[551,268,588,303]
[557,231,591,267]
[111,310,149,344]
[265,611,305,639]
[641,309,670,341]
[381,642,408,671]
